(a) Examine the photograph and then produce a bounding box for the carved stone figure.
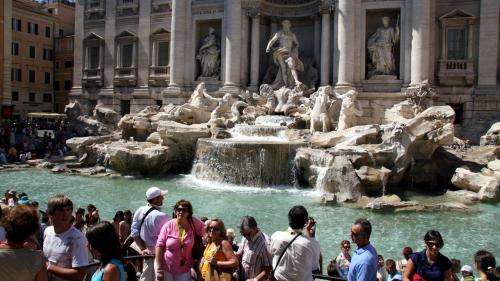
[265,20,304,89]
[310,86,334,133]
[196,27,221,79]
[367,16,400,78]
[335,90,363,131]
[189,82,219,111]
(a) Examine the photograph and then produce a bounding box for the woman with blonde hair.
[200,219,238,281]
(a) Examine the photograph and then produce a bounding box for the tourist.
[474,250,496,281]
[199,218,239,281]
[270,205,321,281]
[74,208,86,232]
[86,222,127,281]
[155,199,205,281]
[327,260,341,277]
[43,194,90,281]
[119,210,133,245]
[452,259,462,281]
[226,228,239,252]
[348,218,378,281]
[403,230,453,281]
[5,189,17,206]
[236,216,272,281]
[336,240,352,279]
[397,247,413,274]
[0,206,6,242]
[459,265,474,281]
[131,187,169,281]
[86,204,100,227]
[386,259,402,281]
[378,255,388,281]
[0,205,47,281]
[112,210,125,236]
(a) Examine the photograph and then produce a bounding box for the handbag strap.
[273,233,301,273]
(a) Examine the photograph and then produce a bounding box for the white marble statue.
[265,20,304,89]
[188,82,219,112]
[335,89,363,131]
[196,27,221,79]
[367,16,400,78]
[310,86,334,133]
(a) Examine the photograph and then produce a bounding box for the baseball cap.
[461,265,473,273]
[146,187,168,200]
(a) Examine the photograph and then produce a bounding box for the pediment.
[151,27,170,35]
[84,32,104,41]
[439,9,476,21]
[116,30,137,38]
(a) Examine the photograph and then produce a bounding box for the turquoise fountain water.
[1,169,499,266]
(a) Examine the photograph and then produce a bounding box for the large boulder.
[118,115,154,141]
[66,135,115,156]
[156,121,210,171]
[93,105,119,125]
[480,122,500,146]
[104,141,171,175]
[451,167,499,201]
[311,125,381,148]
[64,101,82,120]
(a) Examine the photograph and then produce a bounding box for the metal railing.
[313,274,346,281]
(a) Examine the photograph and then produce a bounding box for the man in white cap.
[131,187,170,281]
[460,265,474,281]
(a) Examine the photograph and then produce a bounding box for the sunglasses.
[426,241,441,248]
[208,226,220,232]
[175,207,188,213]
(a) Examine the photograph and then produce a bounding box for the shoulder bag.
[270,233,301,281]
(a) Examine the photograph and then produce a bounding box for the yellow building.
[1,0,74,120]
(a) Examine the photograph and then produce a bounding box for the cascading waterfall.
[191,123,306,187]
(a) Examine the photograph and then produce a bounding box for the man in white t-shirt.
[270,205,321,281]
[43,195,89,281]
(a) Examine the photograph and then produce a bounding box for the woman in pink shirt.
[155,200,205,281]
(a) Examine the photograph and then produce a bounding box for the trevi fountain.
[2,11,499,264]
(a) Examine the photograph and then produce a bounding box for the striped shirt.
[239,231,272,279]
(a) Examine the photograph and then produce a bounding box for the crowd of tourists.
[0,186,498,281]
[0,120,72,165]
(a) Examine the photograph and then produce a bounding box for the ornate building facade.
[71,0,499,141]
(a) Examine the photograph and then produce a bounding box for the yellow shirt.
[200,243,226,280]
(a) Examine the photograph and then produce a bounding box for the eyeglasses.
[208,226,220,232]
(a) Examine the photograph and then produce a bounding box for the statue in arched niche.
[196,27,221,79]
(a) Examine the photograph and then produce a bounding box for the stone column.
[477,0,499,87]
[104,0,116,89]
[241,13,250,86]
[320,11,331,86]
[336,0,357,89]
[137,0,151,88]
[410,0,431,86]
[222,0,242,93]
[314,17,321,67]
[167,0,187,92]
[71,0,84,92]
[249,14,261,91]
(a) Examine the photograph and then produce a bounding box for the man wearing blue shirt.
[348,218,378,281]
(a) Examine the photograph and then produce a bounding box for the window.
[121,100,130,116]
[29,46,36,58]
[64,80,72,90]
[45,26,51,38]
[45,72,51,84]
[121,43,133,67]
[12,42,19,56]
[43,48,53,60]
[28,23,38,35]
[64,61,73,68]
[68,40,74,50]
[55,62,60,69]
[447,28,467,60]
[35,24,39,35]
[43,93,52,103]
[89,46,100,69]
[12,19,21,31]
[12,69,22,82]
[29,70,36,83]
[59,29,64,37]
[11,92,19,102]
[54,81,60,91]
[29,92,36,102]
[89,0,101,8]
[157,41,169,67]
